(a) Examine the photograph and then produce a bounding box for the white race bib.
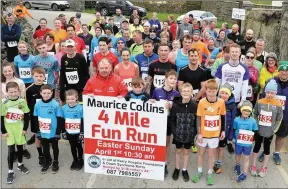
[65,118,81,134]
[276,95,286,110]
[247,85,253,98]
[142,73,148,83]
[47,52,55,56]
[123,78,133,91]
[204,115,220,131]
[65,71,79,84]
[153,75,165,88]
[36,99,41,103]
[183,30,189,35]
[115,22,120,28]
[259,110,272,127]
[153,24,158,28]
[85,45,90,52]
[43,74,48,84]
[19,67,32,79]
[237,129,254,145]
[7,41,17,47]
[141,67,149,72]
[5,108,24,123]
[94,47,98,54]
[39,117,51,134]
[240,55,245,62]
[193,89,199,97]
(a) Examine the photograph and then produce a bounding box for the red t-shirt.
[92,52,119,68]
[72,36,86,54]
[33,28,51,40]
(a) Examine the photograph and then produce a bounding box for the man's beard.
[246,37,253,41]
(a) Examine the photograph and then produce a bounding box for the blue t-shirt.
[14,54,35,84]
[175,49,189,73]
[33,55,59,88]
[233,116,258,147]
[152,87,180,101]
[61,104,83,135]
[33,99,62,139]
[135,53,159,82]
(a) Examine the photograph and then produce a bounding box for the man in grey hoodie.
[176,15,194,41]
[113,8,126,29]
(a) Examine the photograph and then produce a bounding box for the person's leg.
[175,148,181,169]
[76,136,84,161]
[68,134,78,161]
[7,145,15,171]
[275,136,286,152]
[16,145,29,174]
[251,132,263,176]
[262,135,273,168]
[51,138,59,161]
[243,155,250,174]
[183,149,190,170]
[197,146,206,172]
[41,139,52,165]
[235,154,241,164]
[166,135,171,164]
[208,148,217,174]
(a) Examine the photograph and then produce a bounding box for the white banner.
[232,8,246,20]
[83,95,168,181]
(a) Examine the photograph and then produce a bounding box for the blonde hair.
[180,83,193,92]
[205,79,218,90]
[18,41,28,48]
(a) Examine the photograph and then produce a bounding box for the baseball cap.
[278,61,288,71]
[65,39,75,47]
[143,22,150,27]
[121,20,129,24]
[104,24,113,31]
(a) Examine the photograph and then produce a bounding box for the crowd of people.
[1,1,288,186]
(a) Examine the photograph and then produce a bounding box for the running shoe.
[234,164,241,175]
[6,172,14,184]
[192,171,202,183]
[250,165,257,177]
[213,163,222,174]
[38,156,44,167]
[182,170,189,182]
[23,149,31,159]
[52,160,59,174]
[206,173,214,185]
[237,172,247,182]
[258,167,267,178]
[41,160,52,174]
[17,164,29,174]
[172,168,180,181]
[273,153,281,165]
[70,160,78,170]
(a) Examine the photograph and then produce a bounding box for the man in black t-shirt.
[178,48,207,101]
[146,43,177,95]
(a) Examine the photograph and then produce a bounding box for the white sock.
[18,163,22,167]
[182,168,187,171]
[208,169,213,174]
[8,170,13,173]
[198,167,202,173]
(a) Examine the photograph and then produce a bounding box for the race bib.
[5,108,24,123]
[237,129,254,145]
[259,110,272,127]
[47,52,55,56]
[7,41,17,47]
[65,71,79,84]
[39,117,51,134]
[153,75,165,88]
[36,99,41,103]
[240,55,245,62]
[123,78,133,91]
[94,47,98,54]
[19,67,32,79]
[247,85,253,98]
[153,24,158,28]
[65,118,81,134]
[183,30,189,35]
[85,45,90,52]
[115,22,120,28]
[204,115,220,131]
[276,95,286,110]
[193,89,199,97]
[141,67,149,72]
[43,74,48,84]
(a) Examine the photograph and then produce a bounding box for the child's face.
[206,88,218,99]
[40,89,53,101]
[66,95,78,106]
[180,87,193,100]
[132,84,144,94]
[7,87,20,100]
[33,72,45,84]
[266,91,276,100]
[166,75,177,88]
[3,66,14,80]
[242,110,251,118]
[18,43,28,54]
[220,91,229,102]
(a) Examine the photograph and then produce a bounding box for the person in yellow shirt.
[50,18,67,44]
[13,1,33,19]
[129,17,144,38]
[191,31,210,65]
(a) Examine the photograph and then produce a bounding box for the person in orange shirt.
[50,18,67,44]
[192,79,226,185]
[13,1,33,19]
[191,30,210,66]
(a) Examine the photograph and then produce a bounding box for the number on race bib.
[153,75,165,88]
[85,45,90,52]
[5,108,24,123]
[7,41,17,47]
[19,67,32,79]
[142,73,148,83]
[259,110,272,127]
[65,119,81,134]
[38,117,51,134]
[43,74,48,84]
[237,129,254,145]
[204,115,220,131]
[247,85,253,98]
[123,78,133,91]
[276,95,286,110]
[183,30,189,35]
[65,71,79,84]
[47,52,55,56]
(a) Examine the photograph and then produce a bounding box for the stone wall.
[69,0,85,12]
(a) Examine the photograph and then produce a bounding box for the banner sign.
[83,95,168,181]
[232,8,246,20]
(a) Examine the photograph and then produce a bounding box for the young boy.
[61,89,84,171]
[170,83,197,182]
[124,76,151,102]
[234,100,258,182]
[214,83,237,174]
[192,79,226,185]
[1,82,30,184]
[25,66,46,166]
[33,84,62,174]
[251,79,283,177]
[152,70,180,177]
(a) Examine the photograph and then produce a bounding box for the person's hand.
[165,101,172,110]
[22,130,27,135]
[78,132,84,141]
[62,132,67,140]
[197,134,203,144]
[36,132,41,140]
[2,133,8,137]
[124,96,131,101]
[220,131,225,140]
[117,95,123,99]
[150,99,156,103]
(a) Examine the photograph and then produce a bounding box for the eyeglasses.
[246,56,254,59]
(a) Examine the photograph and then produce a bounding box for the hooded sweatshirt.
[224,94,237,141]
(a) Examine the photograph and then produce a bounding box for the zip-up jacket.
[225,94,237,141]
[259,66,279,93]
[1,24,21,44]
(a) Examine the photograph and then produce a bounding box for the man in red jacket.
[83,59,128,97]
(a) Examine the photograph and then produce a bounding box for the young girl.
[14,41,35,87]
[44,33,57,56]
[1,82,30,184]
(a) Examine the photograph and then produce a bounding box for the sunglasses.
[246,56,254,59]
[117,42,124,44]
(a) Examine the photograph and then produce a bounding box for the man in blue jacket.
[1,13,22,62]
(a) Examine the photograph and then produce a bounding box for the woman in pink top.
[114,48,139,91]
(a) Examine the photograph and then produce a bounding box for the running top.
[175,49,189,73]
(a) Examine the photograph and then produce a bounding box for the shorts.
[197,138,219,148]
[218,137,228,148]
[235,144,252,156]
[275,121,288,138]
[173,138,193,149]
[5,127,26,146]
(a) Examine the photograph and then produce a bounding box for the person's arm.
[56,116,63,135]
[118,79,129,97]
[203,45,211,66]
[146,76,153,94]
[1,116,7,134]
[273,106,283,133]
[194,81,206,101]
[59,62,65,102]
[80,118,84,133]
[23,113,30,131]
[259,68,266,90]
[25,8,33,19]
[221,115,226,133]
[114,65,119,75]
[176,25,181,40]
[196,116,201,134]
[169,50,177,64]
[135,64,140,76]
[253,102,259,120]
[177,80,184,91]
[169,104,177,135]
[82,49,87,61]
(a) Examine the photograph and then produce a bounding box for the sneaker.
[227,143,234,154]
[273,153,281,165]
[6,172,14,184]
[237,172,247,182]
[250,165,257,177]
[23,149,31,159]
[182,170,189,182]
[76,159,84,171]
[258,167,267,178]
[192,171,202,183]
[172,168,180,180]
[38,156,44,167]
[41,160,52,174]
[70,160,78,170]
[213,163,222,174]
[191,145,198,153]
[234,164,241,175]
[27,135,36,145]
[17,164,29,174]
[258,151,264,162]
[52,161,59,174]
[206,173,214,185]
[164,165,168,177]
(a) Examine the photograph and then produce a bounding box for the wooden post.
[238,1,243,31]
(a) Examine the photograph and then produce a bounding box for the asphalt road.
[1,9,288,188]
